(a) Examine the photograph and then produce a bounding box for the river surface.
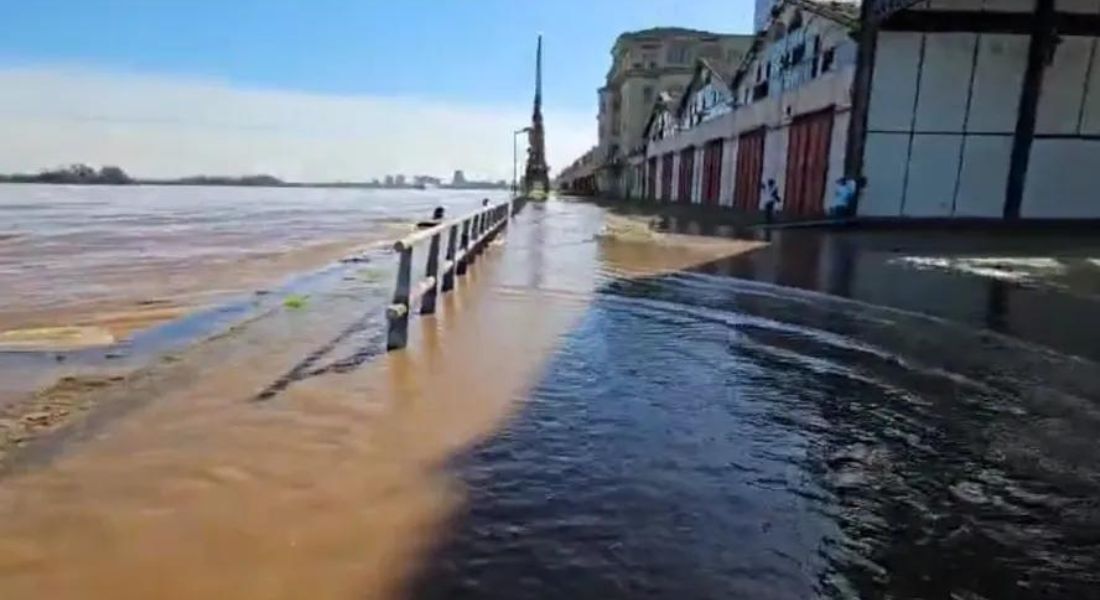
[0,184,501,403]
[0,184,498,336]
[0,196,1098,599]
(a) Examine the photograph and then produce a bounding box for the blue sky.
[0,1,755,180]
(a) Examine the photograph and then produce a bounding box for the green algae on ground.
[282,295,309,310]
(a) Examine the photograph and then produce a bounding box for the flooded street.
[1,195,1099,598]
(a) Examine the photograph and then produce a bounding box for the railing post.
[387,246,413,350]
[442,224,458,291]
[420,231,441,314]
[457,219,471,274]
[468,215,481,265]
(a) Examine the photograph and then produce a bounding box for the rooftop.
[616,27,727,42]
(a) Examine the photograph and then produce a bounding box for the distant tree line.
[0,164,134,185]
[0,163,508,190]
[167,174,285,187]
[0,164,286,187]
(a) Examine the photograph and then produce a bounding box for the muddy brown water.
[1,198,1099,598]
[0,184,502,405]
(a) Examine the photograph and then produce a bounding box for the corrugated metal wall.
[701,139,724,205]
[785,109,835,217]
[734,129,766,210]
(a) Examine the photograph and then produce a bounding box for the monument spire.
[524,34,550,197]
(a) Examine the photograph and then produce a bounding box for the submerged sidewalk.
[0,200,752,599]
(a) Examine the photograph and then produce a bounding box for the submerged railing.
[385,199,516,350]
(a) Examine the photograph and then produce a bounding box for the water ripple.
[411,270,1100,599]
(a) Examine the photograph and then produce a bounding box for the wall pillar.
[1004,0,1056,220]
[845,0,879,216]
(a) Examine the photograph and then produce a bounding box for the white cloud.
[0,65,595,182]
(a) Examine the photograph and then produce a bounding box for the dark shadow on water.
[404,245,1100,599]
[679,228,1100,363]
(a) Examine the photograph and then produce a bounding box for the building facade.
[643,0,858,215]
[627,0,1100,222]
[563,0,1100,222]
[858,0,1100,220]
[559,27,754,198]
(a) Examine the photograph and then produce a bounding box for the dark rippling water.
[410,269,1100,599]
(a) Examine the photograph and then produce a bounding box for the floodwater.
[1,197,1099,599]
[0,184,496,339]
[0,184,500,403]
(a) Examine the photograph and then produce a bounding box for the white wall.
[861,132,911,215]
[1035,36,1094,134]
[720,138,737,207]
[1022,34,1100,217]
[762,126,789,209]
[968,34,1029,132]
[955,135,1013,216]
[1056,0,1100,14]
[1022,140,1100,217]
[910,0,1036,12]
[861,30,1028,218]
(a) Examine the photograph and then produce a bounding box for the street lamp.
[513,127,532,196]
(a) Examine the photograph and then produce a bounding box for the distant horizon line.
[0,163,514,189]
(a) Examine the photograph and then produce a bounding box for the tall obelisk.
[524,35,550,197]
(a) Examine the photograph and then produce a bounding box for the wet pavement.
[2,197,1100,599]
[410,202,1100,599]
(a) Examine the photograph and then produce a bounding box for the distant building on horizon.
[395,174,406,186]
[452,170,466,186]
[414,175,442,187]
[384,175,395,187]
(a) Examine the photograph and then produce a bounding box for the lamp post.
[513,127,532,197]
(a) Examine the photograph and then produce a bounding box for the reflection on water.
[412,267,1100,599]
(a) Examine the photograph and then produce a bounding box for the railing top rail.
[393,200,511,251]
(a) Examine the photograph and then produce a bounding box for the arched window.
[789,10,804,32]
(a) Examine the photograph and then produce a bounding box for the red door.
[678,147,695,203]
[734,128,765,211]
[647,157,657,200]
[701,139,724,205]
[660,153,674,202]
[784,109,834,217]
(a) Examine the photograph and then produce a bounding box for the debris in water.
[283,294,309,310]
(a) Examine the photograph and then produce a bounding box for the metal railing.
[385,199,516,350]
